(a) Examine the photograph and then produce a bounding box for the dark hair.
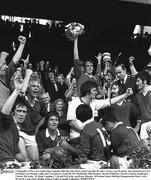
[76,104,93,122]
[136,71,150,85]
[45,111,59,127]
[55,99,64,105]
[84,60,94,68]
[111,81,127,95]
[115,63,126,71]
[101,114,117,127]
[48,71,55,75]
[80,81,98,97]
[12,96,28,112]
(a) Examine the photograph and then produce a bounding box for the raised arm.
[65,67,74,87]
[0,51,9,68]
[65,85,74,101]
[12,36,26,64]
[110,88,133,105]
[1,74,23,114]
[73,36,79,60]
[21,68,33,95]
[95,52,102,76]
[129,56,138,75]
[39,60,47,91]
[5,36,26,86]
[21,54,30,70]
[148,45,151,57]
[73,36,82,79]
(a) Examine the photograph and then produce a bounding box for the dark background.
[0,0,151,75]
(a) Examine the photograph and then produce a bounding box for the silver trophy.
[65,22,84,41]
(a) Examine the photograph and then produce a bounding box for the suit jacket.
[116,75,138,101]
[45,81,62,102]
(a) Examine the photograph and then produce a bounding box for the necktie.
[121,79,124,84]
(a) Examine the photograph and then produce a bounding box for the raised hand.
[21,54,30,66]
[148,45,151,56]
[28,63,33,69]
[129,56,135,64]
[45,61,50,70]
[25,68,33,76]
[14,74,23,92]
[70,67,74,75]
[0,51,9,60]
[73,35,78,41]
[21,54,30,67]
[126,88,133,97]
[95,52,102,63]
[18,35,26,44]
[40,60,44,67]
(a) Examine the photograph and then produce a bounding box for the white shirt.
[67,97,110,139]
[84,73,97,80]
[121,74,128,84]
[46,128,60,139]
[46,103,51,112]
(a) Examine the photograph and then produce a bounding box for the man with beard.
[67,80,133,141]
[98,81,141,132]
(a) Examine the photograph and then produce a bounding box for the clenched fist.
[126,88,133,97]
[129,56,134,64]
[148,45,151,56]
[18,35,26,44]
[40,60,44,66]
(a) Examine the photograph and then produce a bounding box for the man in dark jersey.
[102,115,142,169]
[0,75,27,164]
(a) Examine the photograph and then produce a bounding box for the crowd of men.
[0,18,151,169]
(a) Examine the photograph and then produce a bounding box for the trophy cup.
[65,22,84,41]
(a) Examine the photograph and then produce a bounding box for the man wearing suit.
[114,63,138,101]
[41,70,62,103]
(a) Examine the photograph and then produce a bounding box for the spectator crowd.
[1,16,151,169]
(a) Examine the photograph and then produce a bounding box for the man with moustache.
[67,80,133,141]
[98,81,141,132]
